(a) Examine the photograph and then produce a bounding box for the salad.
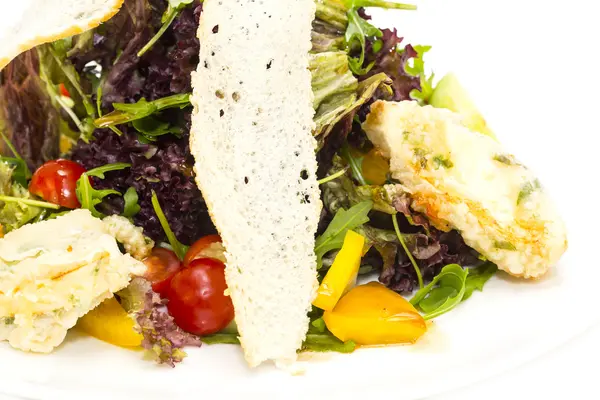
[0,0,567,368]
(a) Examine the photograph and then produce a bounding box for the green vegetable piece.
[517,179,541,205]
[340,143,367,186]
[345,8,381,75]
[0,163,43,232]
[151,190,189,260]
[392,214,424,289]
[94,94,191,128]
[301,334,356,354]
[342,0,416,9]
[463,262,498,301]
[410,264,469,320]
[132,116,182,141]
[76,163,131,218]
[123,187,141,218]
[86,163,132,179]
[429,73,497,139]
[406,45,434,104]
[201,333,240,345]
[310,317,327,334]
[315,200,373,268]
[138,0,194,57]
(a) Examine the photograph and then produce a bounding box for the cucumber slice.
[429,73,496,140]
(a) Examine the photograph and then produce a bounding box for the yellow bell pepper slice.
[323,282,427,346]
[77,296,143,348]
[362,148,390,186]
[313,230,365,311]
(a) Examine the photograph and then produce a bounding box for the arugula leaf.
[344,2,416,75]
[463,262,498,301]
[410,264,469,320]
[123,187,141,218]
[137,0,195,57]
[151,190,189,260]
[94,94,191,128]
[76,163,131,218]
[86,163,132,179]
[132,116,182,142]
[315,200,372,268]
[340,144,367,186]
[345,9,381,75]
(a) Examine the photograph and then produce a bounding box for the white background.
[1,0,599,399]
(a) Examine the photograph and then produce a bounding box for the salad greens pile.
[0,0,500,360]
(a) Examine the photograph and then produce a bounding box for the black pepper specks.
[212,25,219,33]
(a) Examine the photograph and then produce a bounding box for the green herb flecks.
[75,163,131,218]
[432,154,454,169]
[410,264,468,320]
[392,213,424,289]
[463,262,498,301]
[123,187,141,218]
[494,241,516,251]
[315,200,372,268]
[151,190,189,260]
[94,94,191,128]
[493,154,517,166]
[517,179,541,205]
[138,0,194,57]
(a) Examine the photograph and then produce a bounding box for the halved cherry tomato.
[183,234,225,266]
[29,159,86,208]
[59,83,71,98]
[143,248,182,297]
[167,258,234,336]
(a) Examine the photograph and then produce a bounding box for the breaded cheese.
[363,100,567,278]
[190,0,320,367]
[0,0,124,70]
[0,210,146,352]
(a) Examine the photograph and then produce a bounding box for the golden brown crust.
[0,0,124,71]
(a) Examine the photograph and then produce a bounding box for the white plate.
[1,0,599,399]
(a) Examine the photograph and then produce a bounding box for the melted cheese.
[363,100,567,278]
[0,209,145,352]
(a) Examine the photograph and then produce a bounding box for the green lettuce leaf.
[0,163,42,233]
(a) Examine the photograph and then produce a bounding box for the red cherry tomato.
[143,248,182,297]
[59,83,71,98]
[167,258,234,336]
[29,160,86,208]
[183,234,224,267]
